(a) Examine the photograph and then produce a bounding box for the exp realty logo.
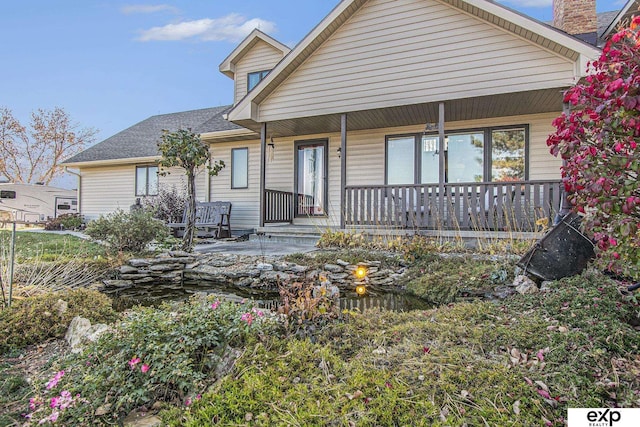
[568,408,640,427]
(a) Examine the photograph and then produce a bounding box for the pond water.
[109,281,433,313]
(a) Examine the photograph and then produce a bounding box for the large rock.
[513,275,539,295]
[65,316,110,354]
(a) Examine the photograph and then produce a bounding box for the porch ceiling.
[235,87,565,138]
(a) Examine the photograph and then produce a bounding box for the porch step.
[250,227,322,246]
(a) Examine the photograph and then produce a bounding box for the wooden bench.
[168,201,232,238]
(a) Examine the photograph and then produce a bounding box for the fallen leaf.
[513,400,521,415]
[535,380,549,391]
[537,389,551,399]
[524,377,533,386]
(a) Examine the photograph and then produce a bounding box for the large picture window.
[135,165,158,196]
[385,126,527,184]
[231,148,249,189]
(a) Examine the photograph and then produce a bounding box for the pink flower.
[536,349,545,362]
[128,357,141,370]
[45,371,65,390]
[141,364,150,373]
[251,307,264,317]
[29,398,40,410]
[185,397,192,407]
[50,396,60,409]
[241,312,254,326]
[210,300,220,310]
[49,411,59,423]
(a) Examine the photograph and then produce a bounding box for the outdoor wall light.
[355,284,367,296]
[354,266,368,280]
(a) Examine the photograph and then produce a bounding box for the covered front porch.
[249,91,567,235]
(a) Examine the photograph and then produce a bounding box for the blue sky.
[0,0,626,187]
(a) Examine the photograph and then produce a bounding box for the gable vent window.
[0,190,16,199]
[247,70,270,91]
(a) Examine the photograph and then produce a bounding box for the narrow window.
[247,70,270,91]
[231,148,249,189]
[135,166,159,196]
[491,128,526,181]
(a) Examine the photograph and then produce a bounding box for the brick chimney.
[553,0,597,35]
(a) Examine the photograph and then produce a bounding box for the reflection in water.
[109,282,431,313]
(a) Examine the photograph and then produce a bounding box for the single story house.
[63,0,630,236]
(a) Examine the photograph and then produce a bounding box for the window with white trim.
[135,165,158,196]
[231,148,248,189]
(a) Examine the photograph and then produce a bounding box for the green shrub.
[85,209,168,253]
[0,289,118,353]
[44,213,84,231]
[23,296,280,425]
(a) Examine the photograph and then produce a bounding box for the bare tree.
[0,107,97,184]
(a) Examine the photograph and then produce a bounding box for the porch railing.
[344,180,562,231]
[264,189,294,223]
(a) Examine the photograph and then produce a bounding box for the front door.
[295,140,327,216]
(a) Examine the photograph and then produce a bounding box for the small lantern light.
[354,266,368,280]
[355,284,367,296]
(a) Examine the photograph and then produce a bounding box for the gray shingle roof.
[64,105,240,164]
[598,10,621,35]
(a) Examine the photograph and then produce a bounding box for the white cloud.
[121,4,179,15]
[499,0,552,8]
[137,13,277,42]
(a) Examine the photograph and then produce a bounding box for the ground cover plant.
[161,269,639,426]
[17,296,279,425]
[1,232,638,426]
[0,289,117,353]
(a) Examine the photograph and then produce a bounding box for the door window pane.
[421,136,439,183]
[387,137,415,185]
[231,148,249,189]
[297,143,326,215]
[491,128,525,181]
[447,133,484,183]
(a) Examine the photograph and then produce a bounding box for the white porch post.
[259,122,267,228]
[340,113,347,229]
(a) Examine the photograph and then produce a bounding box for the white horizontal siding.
[79,164,205,221]
[259,0,575,121]
[210,140,261,230]
[235,40,286,104]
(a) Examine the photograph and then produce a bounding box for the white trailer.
[0,183,77,223]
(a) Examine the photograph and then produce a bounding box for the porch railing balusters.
[342,180,562,231]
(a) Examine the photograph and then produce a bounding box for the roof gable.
[227,0,601,124]
[219,29,291,79]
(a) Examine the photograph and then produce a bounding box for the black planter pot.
[517,213,595,281]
